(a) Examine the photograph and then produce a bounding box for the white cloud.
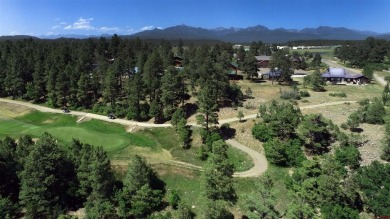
[64,17,95,30]
[9,31,19,35]
[51,25,62,29]
[99,26,119,32]
[140,26,162,31]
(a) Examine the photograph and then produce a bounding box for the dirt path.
[373,73,387,86]
[227,139,267,177]
[0,98,171,127]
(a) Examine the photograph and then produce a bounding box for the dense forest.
[0,36,249,126]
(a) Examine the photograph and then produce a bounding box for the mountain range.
[131,25,390,43]
[2,25,390,43]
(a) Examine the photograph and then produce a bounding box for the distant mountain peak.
[10,24,383,43]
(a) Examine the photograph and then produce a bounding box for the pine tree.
[161,67,180,119]
[19,133,74,218]
[0,137,20,203]
[118,155,164,218]
[126,74,146,121]
[243,174,279,219]
[196,81,219,132]
[202,140,237,203]
[143,49,163,102]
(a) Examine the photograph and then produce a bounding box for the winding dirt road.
[0,98,360,177]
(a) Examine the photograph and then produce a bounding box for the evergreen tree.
[171,108,186,128]
[19,133,75,218]
[355,161,390,216]
[203,200,234,219]
[126,74,147,121]
[196,81,219,132]
[298,114,333,155]
[174,201,195,219]
[242,54,258,79]
[383,82,390,106]
[118,155,164,218]
[202,140,237,203]
[303,69,325,91]
[143,49,163,101]
[269,50,294,83]
[243,174,279,219]
[161,67,180,119]
[103,65,118,106]
[0,137,20,203]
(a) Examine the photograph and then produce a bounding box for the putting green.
[47,127,130,152]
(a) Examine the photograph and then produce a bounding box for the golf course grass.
[0,109,253,171]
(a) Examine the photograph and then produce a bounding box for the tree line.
[0,36,243,124]
[334,37,390,79]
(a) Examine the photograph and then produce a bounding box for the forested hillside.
[0,36,244,124]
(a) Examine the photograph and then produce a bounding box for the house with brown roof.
[255,55,272,68]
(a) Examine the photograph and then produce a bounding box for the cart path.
[0,98,359,177]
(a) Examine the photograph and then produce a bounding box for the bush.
[252,123,275,142]
[335,145,361,169]
[299,90,310,97]
[280,89,301,100]
[197,145,208,161]
[321,204,359,219]
[244,101,256,109]
[169,190,181,210]
[329,92,347,97]
[263,138,306,167]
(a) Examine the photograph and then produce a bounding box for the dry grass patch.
[228,119,264,153]
[153,163,198,179]
[352,123,385,166]
[110,146,173,164]
[298,84,382,107]
[0,102,32,118]
[300,102,358,125]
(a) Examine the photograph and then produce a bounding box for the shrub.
[335,145,361,169]
[169,190,181,210]
[252,123,275,142]
[329,92,347,97]
[299,90,310,97]
[280,89,301,100]
[244,101,256,109]
[263,138,306,167]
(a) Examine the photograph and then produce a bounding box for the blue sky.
[0,0,389,36]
